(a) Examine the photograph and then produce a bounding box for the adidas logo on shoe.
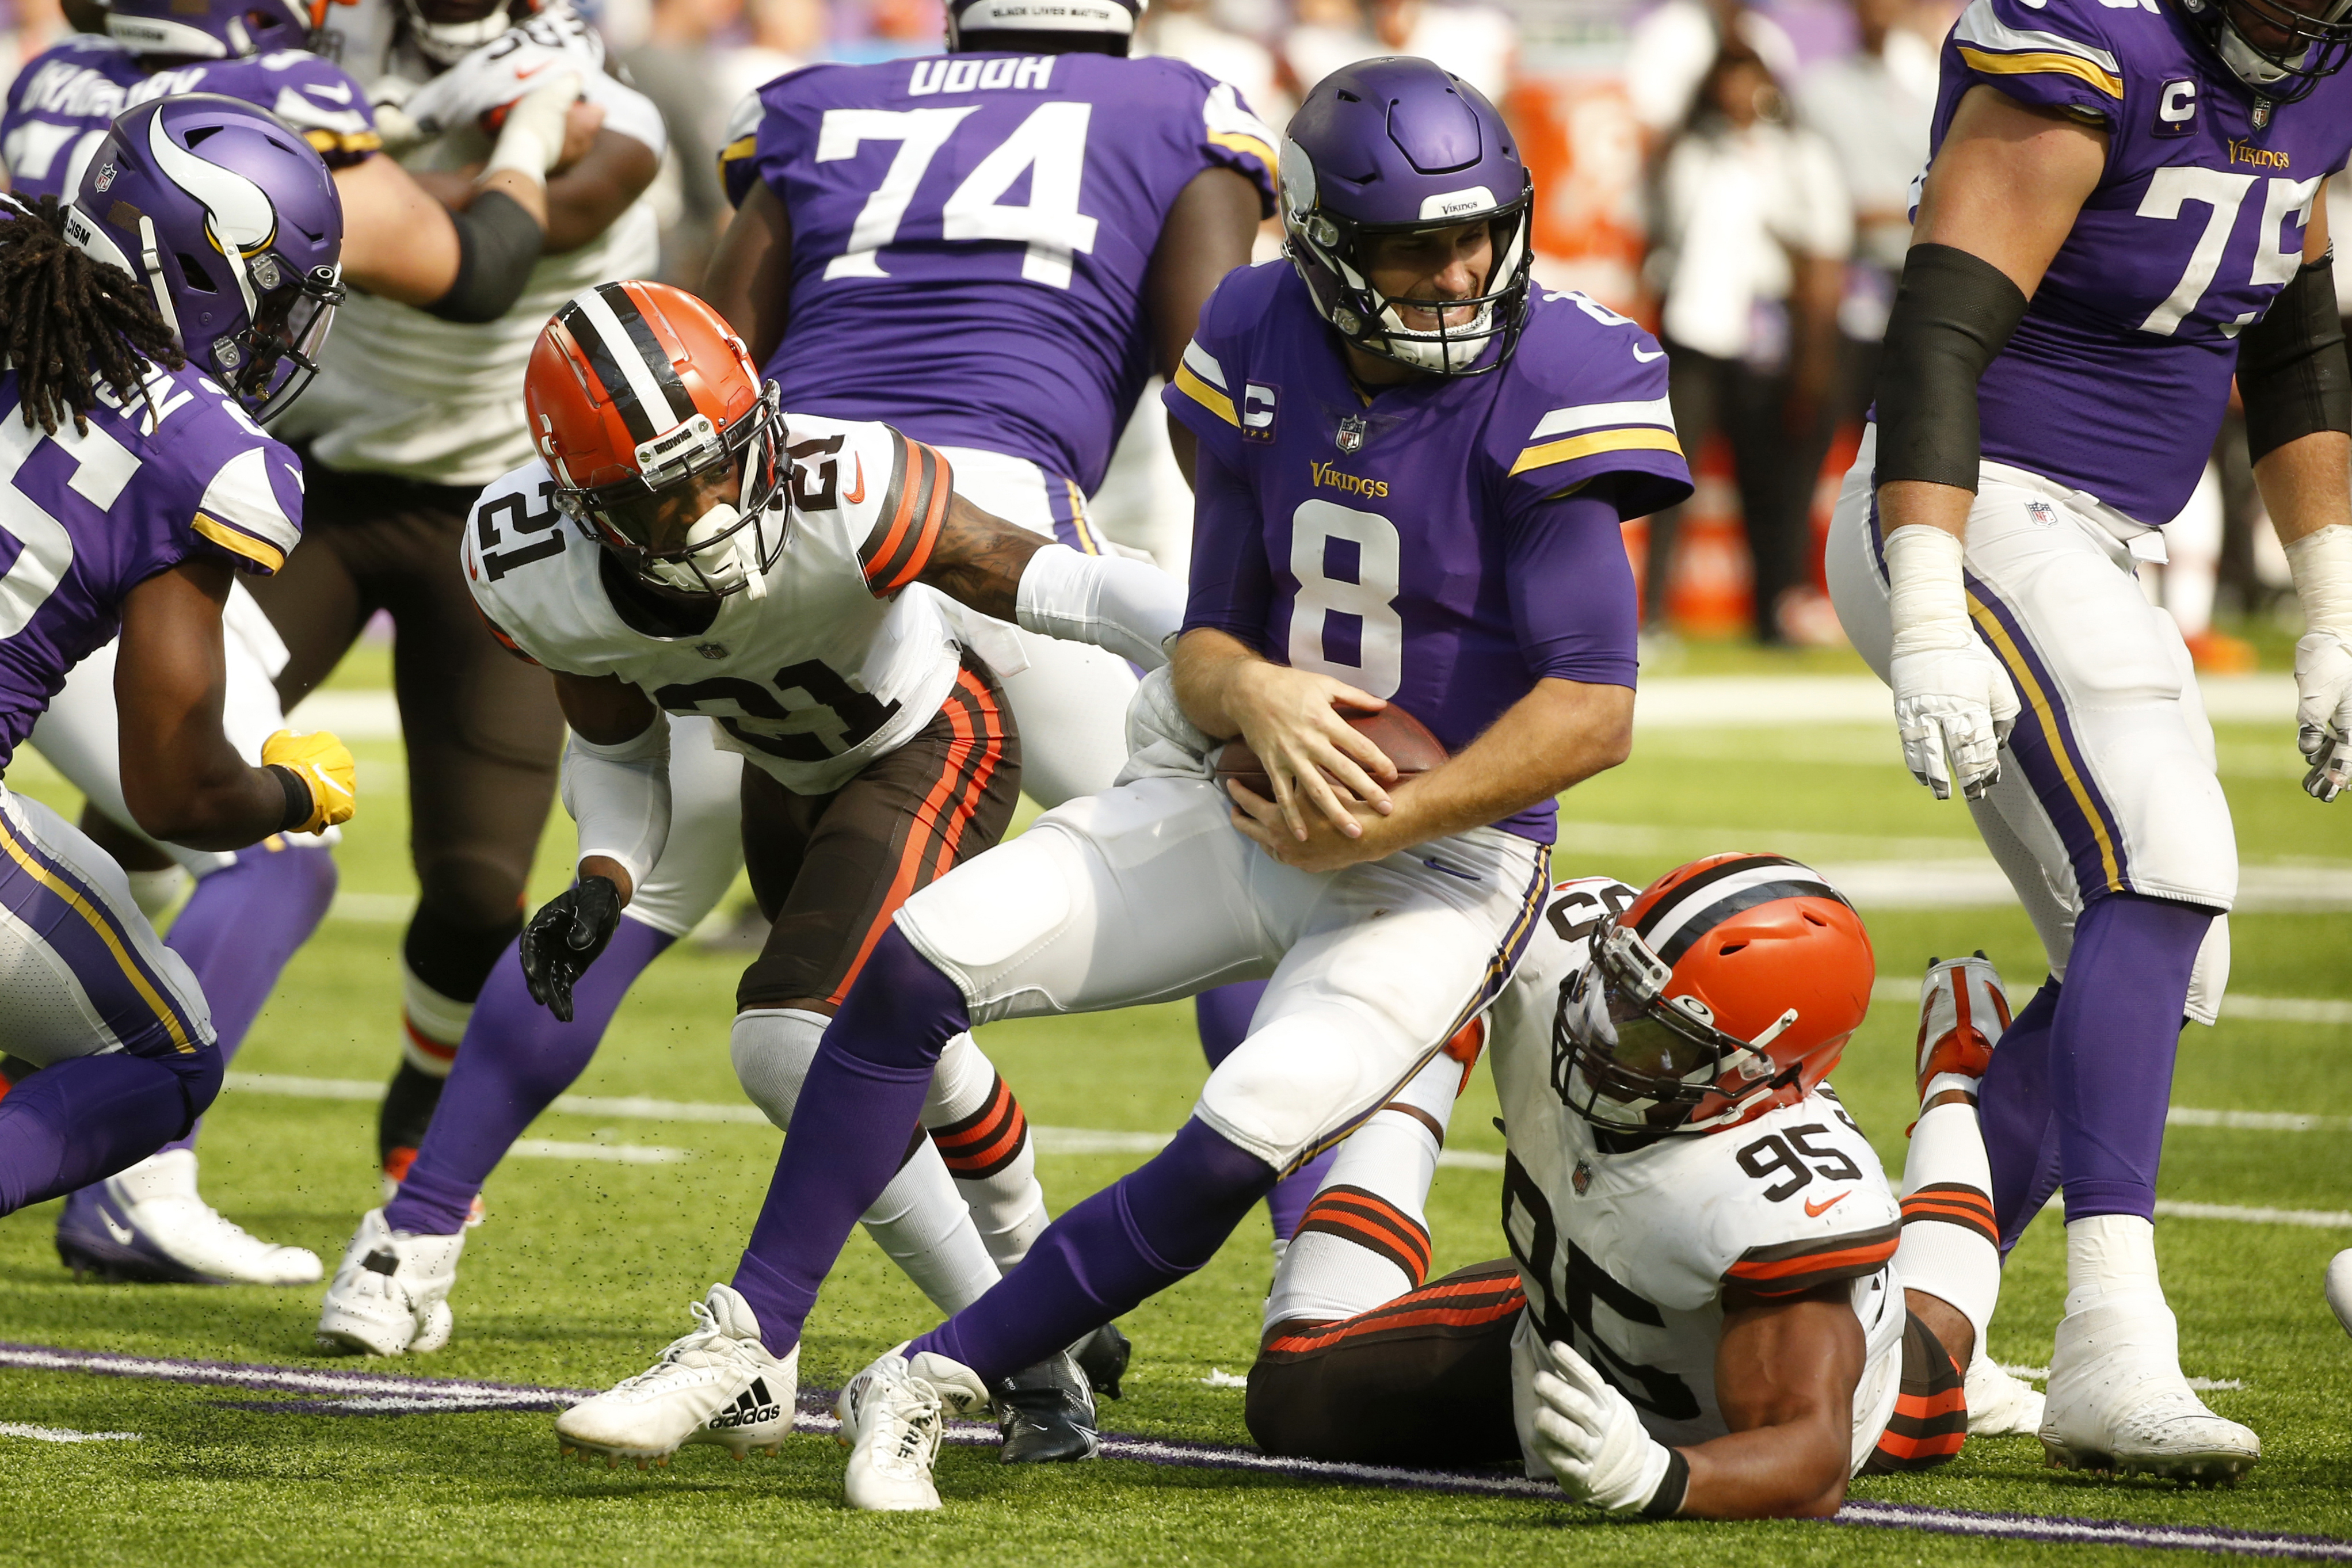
[706,1379,783,1430]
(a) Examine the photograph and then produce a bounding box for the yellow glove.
[262,729,357,834]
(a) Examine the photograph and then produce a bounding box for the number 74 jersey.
[1485,876,1908,1467]
[1931,0,2352,527]
[460,415,967,796]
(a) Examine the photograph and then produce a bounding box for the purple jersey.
[0,353,303,773]
[722,52,1276,494]
[1,39,379,200]
[1166,262,1690,842]
[1932,0,2352,525]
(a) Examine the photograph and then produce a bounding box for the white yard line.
[2153,1200,2352,1229]
[0,1423,138,1443]
[508,1140,688,1165]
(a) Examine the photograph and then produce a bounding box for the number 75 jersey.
[1932,0,2352,528]
[1485,877,1907,1466]
[460,415,967,796]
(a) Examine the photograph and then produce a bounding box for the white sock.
[1893,1100,2001,1342]
[2064,1212,2164,1314]
[730,1009,1000,1315]
[401,960,471,1078]
[1263,1049,1461,1333]
[923,1031,1047,1273]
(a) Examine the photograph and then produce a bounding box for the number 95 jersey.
[1932,0,2352,527]
[461,415,965,796]
[1486,877,1907,1471]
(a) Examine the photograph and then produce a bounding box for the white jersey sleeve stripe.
[1181,339,1229,391]
[1529,396,1677,440]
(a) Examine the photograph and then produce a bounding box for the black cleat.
[993,1351,1100,1464]
[1071,1322,1130,1401]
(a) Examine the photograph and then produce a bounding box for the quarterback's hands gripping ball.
[261,728,357,834]
[1889,643,2020,802]
[2294,631,2352,802]
[520,875,623,1023]
[1529,1338,1679,1514]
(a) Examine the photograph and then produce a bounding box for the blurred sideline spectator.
[1142,0,1291,127]
[622,0,742,284]
[1280,0,1376,95]
[1370,0,1515,102]
[1645,35,1849,644]
[0,0,67,102]
[831,0,946,62]
[718,0,830,110]
[1623,0,1796,147]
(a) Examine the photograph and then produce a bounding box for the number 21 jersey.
[1931,0,2352,526]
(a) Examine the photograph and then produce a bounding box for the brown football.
[1212,703,1449,800]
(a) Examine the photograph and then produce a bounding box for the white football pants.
[1825,426,2233,1019]
[894,776,1549,1173]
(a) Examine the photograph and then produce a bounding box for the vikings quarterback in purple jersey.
[550,58,1689,1509]
[1824,0,2352,1482]
[0,96,357,1224]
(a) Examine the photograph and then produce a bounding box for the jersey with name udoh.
[723,51,1276,495]
[1165,263,1690,842]
[1932,0,2352,525]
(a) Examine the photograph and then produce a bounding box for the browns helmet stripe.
[558,283,697,445]
[1629,854,1854,966]
[1627,854,1808,940]
[1656,879,1850,965]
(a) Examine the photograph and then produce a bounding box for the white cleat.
[2326,1250,2352,1338]
[55,1149,323,1287]
[2040,1291,2259,1483]
[314,1210,466,1356]
[1916,952,2009,1102]
[838,1344,990,1512]
[1964,1351,2046,1437]
[554,1284,795,1468]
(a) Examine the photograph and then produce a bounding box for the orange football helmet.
[525,279,787,598]
[1550,854,1875,1136]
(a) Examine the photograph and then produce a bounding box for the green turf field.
[1,642,2349,1566]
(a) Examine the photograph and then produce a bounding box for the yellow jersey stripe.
[192,513,287,574]
[1509,426,1682,476]
[1065,479,1100,555]
[0,814,194,1053]
[1207,129,1277,171]
[1966,593,2124,891]
[1956,45,2124,100]
[303,128,384,155]
[719,133,757,165]
[1173,363,1239,426]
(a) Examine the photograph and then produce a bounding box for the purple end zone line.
[3,1343,2346,1560]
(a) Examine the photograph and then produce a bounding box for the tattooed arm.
[914,493,1187,669]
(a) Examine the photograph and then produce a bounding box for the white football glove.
[400,37,580,139]
[1528,1338,1679,1515]
[1884,523,2017,801]
[2295,631,2352,802]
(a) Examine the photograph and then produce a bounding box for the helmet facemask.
[400,0,516,66]
[556,382,790,600]
[2181,0,2352,100]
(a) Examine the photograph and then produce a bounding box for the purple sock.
[913,1118,1274,1382]
[159,842,336,1155]
[2053,892,2211,1223]
[1978,977,2062,1252]
[0,1044,221,1215]
[1196,981,1332,1241]
[729,927,968,1352]
[382,916,674,1235]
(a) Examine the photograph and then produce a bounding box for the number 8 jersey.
[1931,0,2352,527]
[460,416,966,796]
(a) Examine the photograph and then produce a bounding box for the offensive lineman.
[337,281,1182,1456]
[0,0,582,1286]
[1824,0,2352,1478]
[319,0,1284,1359]
[261,0,663,1184]
[551,59,1690,1510]
[1244,861,2030,1518]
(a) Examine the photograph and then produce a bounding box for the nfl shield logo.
[2254,97,2273,128]
[93,165,116,193]
[2025,501,2057,528]
[1572,1158,1592,1196]
[1336,415,1367,454]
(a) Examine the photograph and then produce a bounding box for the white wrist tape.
[1885,524,1973,658]
[1015,541,1185,671]
[561,711,672,892]
[2286,523,2352,642]
[483,74,580,181]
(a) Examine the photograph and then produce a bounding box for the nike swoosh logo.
[843,455,866,505]
[102,1211,136,1245]
[1632,345,1666,363]
[1804,1192,1850,1218]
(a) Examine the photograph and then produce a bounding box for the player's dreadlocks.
[0,195,182,434]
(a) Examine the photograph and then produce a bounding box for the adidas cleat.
[56,1150,322,1286]
[1072,1322,1130,1399]
[1916,952,2010,1104]
[1964,1351,2046,1437]
[315,1209,465,1356]
[994,1350,1099,1464]
[838,1344,990,1511]
[2040,1291,2259,1483]
[555,1284,794,1466]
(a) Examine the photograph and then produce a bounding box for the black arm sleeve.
[2237,251,2352,464]
[423,189,545,325]
[1872,243,2032,492]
